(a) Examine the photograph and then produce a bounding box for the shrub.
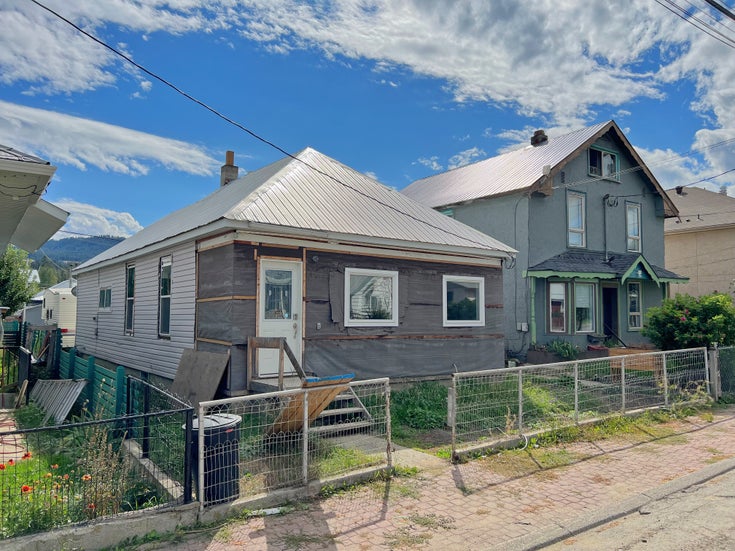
[643,293,735,350]
[546,338,580,361]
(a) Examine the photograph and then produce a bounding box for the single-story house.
[74,148,515,393]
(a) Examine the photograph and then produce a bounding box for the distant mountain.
[31,236,124,267]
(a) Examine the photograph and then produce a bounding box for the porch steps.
[310,390,373,436]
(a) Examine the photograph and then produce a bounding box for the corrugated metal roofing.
[665,187,735,233]
[403,122,611,208]
[0,144,49,164]
[78,148,515,270]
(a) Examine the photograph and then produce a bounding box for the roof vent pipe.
[531,130,548,146]
[721,185,728,195]
[220,150,239,187]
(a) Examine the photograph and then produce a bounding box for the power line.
[703,0,735,23]
[653,0,735,49]
[29,0,509,256]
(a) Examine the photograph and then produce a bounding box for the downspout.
[603,194,609,262]
[529,276,537,344]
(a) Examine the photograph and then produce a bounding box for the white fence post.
[517,368,523,433]
[573,361,579,424]
[302,388,309,485]
[448,376,457,460]
[197,403,205,511]
[621,356,626,413]
[385,380,393,468]
[662,350,669,408]
[709,343,721,400]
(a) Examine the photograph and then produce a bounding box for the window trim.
[158,256,172,338]
[344,267,399,327]
[567,191,587,248]
[626,202,642,253]
[124,263,135,335]
[98,287,112,312]
[548,281,568,334]
[588,147,620,181]
[573,282,596,333]
[627,282,642,331]
[442,275,485,327]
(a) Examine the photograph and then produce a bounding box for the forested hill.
[31,236,124,266]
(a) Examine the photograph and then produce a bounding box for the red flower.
[0,463,5,470]
[21,451,32,460]
[7,459,15,466]
[51,464,59,469]
[680,316,687,321]
[87,503,96,510]
[82,474,92,481]
[21,485,32,493]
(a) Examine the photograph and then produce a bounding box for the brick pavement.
[136,406,735,551]
[0,409,25,464]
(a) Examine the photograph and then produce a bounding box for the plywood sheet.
[170,349,230,406]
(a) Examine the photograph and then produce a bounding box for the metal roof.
[402,121,677,218]
[665,187,735,233]
[78,148,515,270]
[0,144,49,164]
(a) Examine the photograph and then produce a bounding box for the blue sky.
[1,1,734,238]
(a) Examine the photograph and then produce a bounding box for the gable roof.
[402,121,677,217]
[77,147,515,271]
[665,186,735,233]
[526,251,687,284]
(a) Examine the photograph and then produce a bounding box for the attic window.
[588,148,619,181]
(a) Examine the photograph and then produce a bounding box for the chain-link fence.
[450,348,709,456]
[196,378,391,507]
[0,377,194,540]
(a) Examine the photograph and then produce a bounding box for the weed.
[280,533,337,550]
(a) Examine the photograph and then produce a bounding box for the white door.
[257,259,303,377]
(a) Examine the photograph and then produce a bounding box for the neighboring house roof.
[526,251,687,284]
[0,144,69,252]
[664,186,735,234]
[402,120,677,217]
[30,279,77,302]
[77,147,516,272]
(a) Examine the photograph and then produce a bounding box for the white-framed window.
[344,268,398,327]
[589,148,619,180]
[574,282,596,333]
[567,192,586,248]
[626,203,642,252]
[627,282,642,330]
[443,275,485,327]
[158,256,172,337]
[98,287,111,311]
[549,282,567,333]
[124,264,135,335]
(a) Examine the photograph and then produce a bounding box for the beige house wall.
[665,226,735,298]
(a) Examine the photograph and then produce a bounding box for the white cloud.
[0,100,218,176]
[416,156,443,172]
[53,199,143,239]
[448,147,485,170]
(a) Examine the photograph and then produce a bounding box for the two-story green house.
[403,121,688,358]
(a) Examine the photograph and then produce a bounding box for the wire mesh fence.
[719,346,735,394]
[0,376,194,540]
[450,348,709,455]
[196,378,391,507]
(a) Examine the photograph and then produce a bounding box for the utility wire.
[29,0,509,255]
[703,0,735,22]
[653,0,735,49]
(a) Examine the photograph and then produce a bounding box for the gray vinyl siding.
[75,241,195,379]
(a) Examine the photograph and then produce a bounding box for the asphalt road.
[545,468,735,550]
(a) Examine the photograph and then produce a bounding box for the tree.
[643,293,735,350]
[0,246,36,316]
[38,263,59,287]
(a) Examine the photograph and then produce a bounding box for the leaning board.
[267,374,354,434]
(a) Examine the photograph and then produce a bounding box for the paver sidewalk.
[135,406,735,551]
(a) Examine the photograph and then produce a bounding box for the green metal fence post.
[87,356,96,414]
[68,348,77,380]
[115,366,126,418]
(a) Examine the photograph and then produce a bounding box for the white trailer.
[42,286,77,347]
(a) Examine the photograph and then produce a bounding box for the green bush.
[643,293,735,350]
[547,338,580,361]
[391,382,447,430]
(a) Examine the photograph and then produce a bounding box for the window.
[264,269,292,319]
[574,283,596,333]
[124,264,135,335]
[549,282,567,333]
[626,203,641,252]
[589,148,619,180]
[443,275,485,327]
[628,282,642,330]
[567,192,586,248]
[344,268,398,326]
[158,256,172,337]
[98,288,111,311]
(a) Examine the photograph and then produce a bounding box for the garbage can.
[188,413,242,503]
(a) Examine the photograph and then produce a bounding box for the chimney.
[220,150,239,187]
[531,129,548,146]
[720,185,728,195]
[676,186,684,195]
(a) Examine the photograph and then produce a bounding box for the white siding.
[76,242,196,380]
[42,288,77,347]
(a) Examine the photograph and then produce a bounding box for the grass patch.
[279,532,337,550]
